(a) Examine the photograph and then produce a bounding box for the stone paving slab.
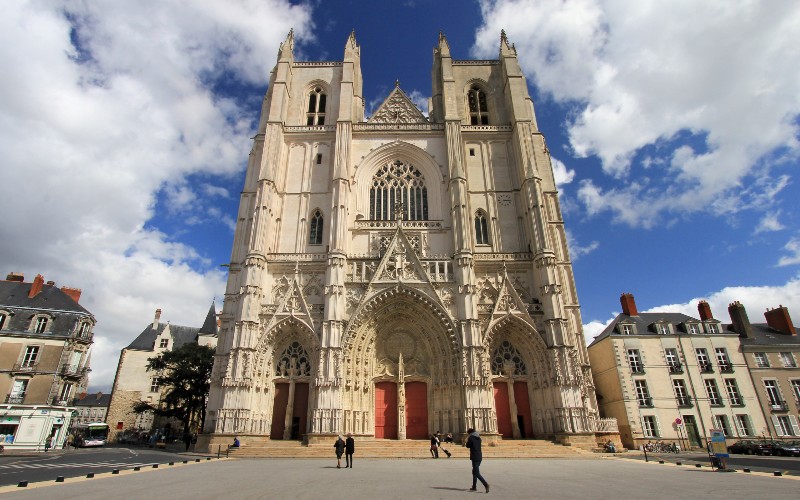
[0,456,797,499]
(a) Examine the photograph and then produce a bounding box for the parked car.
[727,440,773,455]
[771,441,800,457]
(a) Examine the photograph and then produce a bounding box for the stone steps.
[226,438,590,459]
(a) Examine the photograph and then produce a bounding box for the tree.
[134,343,215,434]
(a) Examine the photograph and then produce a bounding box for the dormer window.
[467,85,489,125]
[656,323,670,335]
[0,312,7,329]
[33,316,49,334]
[620,323,634,335]
[306,87,326,126]
[687,323,699,334]
[705,322,719,333]
[77,322,90,337]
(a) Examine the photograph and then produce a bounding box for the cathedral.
[200,30,602,449]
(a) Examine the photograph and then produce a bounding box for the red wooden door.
[293,383,309,439]
[405,382,428,439]
[271,383,289,439]
[375,382,398,439]
[514,381,533,438]
[493,382,512,438]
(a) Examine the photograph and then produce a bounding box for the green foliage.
[140,342,215,433]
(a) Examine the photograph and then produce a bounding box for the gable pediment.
[367,86,428,124]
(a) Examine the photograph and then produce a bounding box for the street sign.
[674,418,682,426]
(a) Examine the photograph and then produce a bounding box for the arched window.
[369,160,428,221]
[491,340,527,376]
[306,87,327,126]
[467,85,489,125]
[276,341,311,377]
[475,211,490,245]
[309,210,324,245]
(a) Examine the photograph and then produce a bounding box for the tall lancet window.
[475,210,490,245]
[369,160,428,221]
[306,87,327,126]
[309,210,324,245]
[468,85,489,125]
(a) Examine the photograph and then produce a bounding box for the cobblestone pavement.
[0,456,797,499]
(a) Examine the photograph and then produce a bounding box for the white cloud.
[755,211,785,234]
[0,1,312,391]
[406,90,430,117]
[551,156,575,187]
[473,0,800,227]
[778,239,800,267]
[565,229,598,261]
[582,276,800,344]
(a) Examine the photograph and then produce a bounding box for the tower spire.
[278,28,295,61]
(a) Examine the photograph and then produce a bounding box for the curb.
[610,455,800,480]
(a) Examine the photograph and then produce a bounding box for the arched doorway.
[488,335,539,439]
[270,341,312,440]
[342,286,460,439]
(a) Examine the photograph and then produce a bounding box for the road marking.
[0,462,152,470]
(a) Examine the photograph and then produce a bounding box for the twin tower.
[198,30,601,450]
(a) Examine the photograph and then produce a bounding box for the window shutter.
[654,416,661,437]
[790,415,800,436]
[772,415,785,436]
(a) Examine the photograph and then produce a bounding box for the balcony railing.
[11,362,39,372]
[699,363,714,373]
[677,397,693,408]
[668,363,683,374]
[638,397,653,407]
[770,401,789,411]
[60,364,87,377]
[719,363,734,373]
[5,394,25,404]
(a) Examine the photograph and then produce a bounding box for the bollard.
[86,473,94,478]
[152,464,159,469]
[773,471,782,477]
[695,464,702,468]
[743,468,750,473]
[169,462,174,466]
[56,476,65,482]
[134,466,141,471]
[112,469,120,475]
[183,460,188,464]
[195,458,201,462]
[207,457,212,461]
[658,460,664,464]
[676,462,682,466]
[17,481,28,488]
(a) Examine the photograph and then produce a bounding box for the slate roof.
[0,279,93,336]
[734,323,800,347]
[590,312,712,345]
[75,392,111,408]
[125,304,217,351]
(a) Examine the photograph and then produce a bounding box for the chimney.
[28,274,45,298]
[765,305,796,336]
[153,308,162,329]
[698,300,713,321]
[5,272,24,282]
[60,286,82,303]
[620,293,638,316]
[728,301,754,339]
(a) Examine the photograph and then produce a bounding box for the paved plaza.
[0,456,797,499]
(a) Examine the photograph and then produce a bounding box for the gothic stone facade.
[201,31,601,448]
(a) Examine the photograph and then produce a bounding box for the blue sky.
[1,1,798,392]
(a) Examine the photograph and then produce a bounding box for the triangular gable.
[489,272,531,324]
[268,271,314,332]
[367,85,428,124]
[369,226,431,286]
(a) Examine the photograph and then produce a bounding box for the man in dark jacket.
[466,428,489,493]
[345,433,355,468]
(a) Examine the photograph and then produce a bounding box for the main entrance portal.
[405,381,428,439]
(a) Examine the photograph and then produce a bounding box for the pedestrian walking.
[466,428,489,493]
[183,432,192,451]
[430,434,439,458]
[345,433,355,468]
[334,435,346,468]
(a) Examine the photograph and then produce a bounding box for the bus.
[74,422,110,447]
